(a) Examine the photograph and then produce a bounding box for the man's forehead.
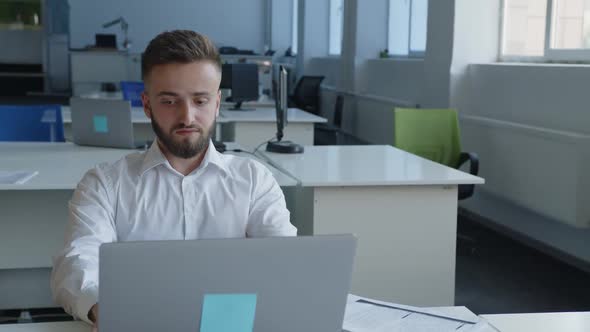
[144,62,220,89]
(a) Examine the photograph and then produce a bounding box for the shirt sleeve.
[246,161,297,237]
[50,166,117,324]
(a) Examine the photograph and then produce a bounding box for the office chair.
[393,108,479,199]
[393,107,480,254]
[120,81,144,107]
[0,105,65,142]
[315,95,344,145]
[289,76,324,115]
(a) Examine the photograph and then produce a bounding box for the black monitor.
[95,34,117,49]
[266,66,303,154]
[220,63,259,110]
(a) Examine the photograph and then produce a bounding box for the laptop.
[99,235,357,332]
[70,97,148,149]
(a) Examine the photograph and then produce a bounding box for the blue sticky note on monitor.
[93,115,108,133]
[200,293,257,332]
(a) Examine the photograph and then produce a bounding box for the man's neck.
[157,140,208,176]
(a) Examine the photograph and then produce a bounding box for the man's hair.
[141,30,221,81]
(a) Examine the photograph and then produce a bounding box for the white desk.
[0,295,479,332]
[60,106,325,150]
[78,90,276,108]
[259,145,484,307]
[482,312,590,332]
[0,142,295,309]
[0,321,88,332]
[219,108,326,150]
[4,312,589,332]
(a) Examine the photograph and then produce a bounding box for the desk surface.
[79,91,276,108]
[4,311,588,332]
[60,106,324,124]
[60,106,155,124]
[0,321,88,332]
[259,145,485,187]
[0,299,477,332]
[220,108,326,123]
[0,142,134,190]
[0,142,296,190]
[482,312,590,332]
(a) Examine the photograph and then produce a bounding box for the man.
[51,30,297,329]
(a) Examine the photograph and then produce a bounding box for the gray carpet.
[456,215,590,314]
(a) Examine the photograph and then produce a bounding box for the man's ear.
[215,90,221,118]
[141,91,152,119]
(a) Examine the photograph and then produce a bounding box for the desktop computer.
[220,63,259,110]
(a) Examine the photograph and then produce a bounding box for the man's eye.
[195,99,208,105]
[160,100,174,105]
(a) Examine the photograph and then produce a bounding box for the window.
[502,0,590,62]
[387,0,429,57]
[329,0,344,55]
[0,0,42,30]
[292,0,298,54]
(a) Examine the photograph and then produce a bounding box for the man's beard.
[150,116,214,159]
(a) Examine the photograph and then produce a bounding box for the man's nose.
[178,100,197,125]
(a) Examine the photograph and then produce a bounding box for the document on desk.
[343,296,500,332]
[0,171,39,184]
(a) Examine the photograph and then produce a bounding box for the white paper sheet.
[343,295,499,332]
[0,171,39,184]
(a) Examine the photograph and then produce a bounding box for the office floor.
[455,215,590,315]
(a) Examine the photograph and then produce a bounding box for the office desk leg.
[310,185,458,307]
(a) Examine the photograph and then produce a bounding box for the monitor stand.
[228,101,255,111]
[266,140,304,154]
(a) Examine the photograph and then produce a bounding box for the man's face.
[141,61,221,159]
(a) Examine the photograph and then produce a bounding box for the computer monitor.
[220,63,259,110]
[266,66,303,154]
[95,34,117,49]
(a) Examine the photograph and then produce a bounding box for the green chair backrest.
[394,108,462,168]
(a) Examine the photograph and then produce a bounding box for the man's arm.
[246,161,297,237]
[50,166,117,324]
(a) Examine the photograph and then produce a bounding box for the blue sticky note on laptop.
[200,293,257,332]
[93,115,108,133]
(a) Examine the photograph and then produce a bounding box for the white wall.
[271,0,294,55]
[344,0,388,93]
[0,30,43,64]
[296,0,329,77]
[420,0,455,108]
[450,0,500,115]
[450,0,590,227]
[458,63,590,227]
[69,0,267,53]
[462,64,590,134]
[364,59,423,103]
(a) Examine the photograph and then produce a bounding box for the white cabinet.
[70,50,141,95]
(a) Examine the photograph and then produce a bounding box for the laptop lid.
[99,235,357,332]
[70,97,136,149]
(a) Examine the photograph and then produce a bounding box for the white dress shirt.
[51,140,296,323]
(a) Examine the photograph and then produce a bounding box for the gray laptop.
[99,235,357,332]
[70,97,148,149]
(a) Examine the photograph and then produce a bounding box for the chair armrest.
[458,152,479,176]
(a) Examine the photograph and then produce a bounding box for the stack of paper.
[343,295,500,332]
[0,171,39,185]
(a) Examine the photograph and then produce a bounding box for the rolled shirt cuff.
[76,285,98,325]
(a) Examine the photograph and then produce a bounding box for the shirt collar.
[139,140,228,177]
